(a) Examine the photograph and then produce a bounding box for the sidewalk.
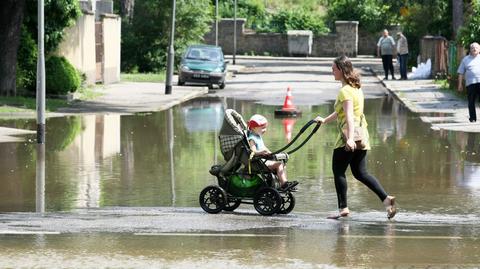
[368,59,480,133]
[58,82,207,114]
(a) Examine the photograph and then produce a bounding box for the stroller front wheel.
[278,191,296,214]
[199,185,227,214]
[253,187,282,216]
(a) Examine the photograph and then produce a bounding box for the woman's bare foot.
[383,196,397,219]
[327,207,350,219]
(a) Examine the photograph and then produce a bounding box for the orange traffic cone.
[282,86,296,111]
[282,118,296,142]
[274,86,302,117]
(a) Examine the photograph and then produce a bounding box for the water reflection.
[0,95,480,216]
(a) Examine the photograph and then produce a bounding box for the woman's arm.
[314,111,338,124]
[343,100,356,151]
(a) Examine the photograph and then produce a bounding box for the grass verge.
[0,96,68,113]
[121,72,166,82]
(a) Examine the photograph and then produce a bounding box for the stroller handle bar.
[270,120,321,155]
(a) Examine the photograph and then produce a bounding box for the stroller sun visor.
[219,109,248,160]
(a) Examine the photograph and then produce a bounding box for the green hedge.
[45,56,81,95]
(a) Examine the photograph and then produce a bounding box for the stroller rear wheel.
[278,191,296,214]
[253,187,282,215]
[199,185,227,214]
[224,198,241,211]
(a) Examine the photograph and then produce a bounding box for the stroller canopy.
[219,109,248,161]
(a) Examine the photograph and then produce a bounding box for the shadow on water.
[1,95,480,216]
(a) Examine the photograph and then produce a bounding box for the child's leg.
[267,161,287,186]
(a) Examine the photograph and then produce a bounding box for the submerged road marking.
[134,233,286,238]
[341,235,463,240]
[0,231,60,235]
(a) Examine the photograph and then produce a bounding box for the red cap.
[248,114,268,129]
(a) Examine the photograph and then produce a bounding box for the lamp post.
[36,0,46,213]
[37,0,45,143]
[215,0,218,46]
[233,0,237,65]
[165,0,176,95]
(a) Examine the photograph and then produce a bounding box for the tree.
[457,0,480,47]
[323,0,396,33]
[121,0,213,73]
[16,0,81,93]
[452,0,464,39]
[0,0,26,96]
[119,0,135,21]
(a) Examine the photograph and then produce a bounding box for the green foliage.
[323,0,395,33]
[22,0,81,55]
[120,0,213,73]
[218,0,328,34]
[219,0,267,29]
[261,8,329,35]
[400,0,452,66]
[457,1,480,48]
[16,26,38,94]
[45,56,81,95]
[17,0,81,93]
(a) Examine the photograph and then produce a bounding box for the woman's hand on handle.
[314,116,325,124]
[314,112,338,125]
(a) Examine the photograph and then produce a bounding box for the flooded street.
[1,94,480,267]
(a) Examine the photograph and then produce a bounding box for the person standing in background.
[377,29,396,80]
[458,42,480,123]
[396,32,409,80]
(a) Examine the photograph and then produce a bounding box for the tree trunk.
[452,0,463,39]
[0,0,25,96]
[120,0,135,20]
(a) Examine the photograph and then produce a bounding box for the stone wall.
[56,12,96,85]
[204,19,359,57]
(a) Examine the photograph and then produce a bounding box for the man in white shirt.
[458,42,480,122]
[377,29,396,80]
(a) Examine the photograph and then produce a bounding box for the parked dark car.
[178,45,228,89]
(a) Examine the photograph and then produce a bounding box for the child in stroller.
[247,114,298,191]
[199,109,319,216]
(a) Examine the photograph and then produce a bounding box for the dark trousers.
[398,54,408,79]
[332,148,388,209]
[467,83,480,122]
[381,54,395,79]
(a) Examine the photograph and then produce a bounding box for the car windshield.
[186,48,222,62]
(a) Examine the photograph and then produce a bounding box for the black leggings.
[332,148,388,209]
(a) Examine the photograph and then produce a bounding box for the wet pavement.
[1,57,480,268]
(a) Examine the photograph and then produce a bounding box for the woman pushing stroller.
[247,114,299,191]
[314,55,397,220]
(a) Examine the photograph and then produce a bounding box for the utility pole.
[165,0,176,94]
[36,0,46,213]
[233,0,237,65]
[37,0,45,143]
[215,0,218,46]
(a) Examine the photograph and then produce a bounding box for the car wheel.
[178,79,185,86]
[219,82,226,89]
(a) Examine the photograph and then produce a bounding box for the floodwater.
[1,95,480,268]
